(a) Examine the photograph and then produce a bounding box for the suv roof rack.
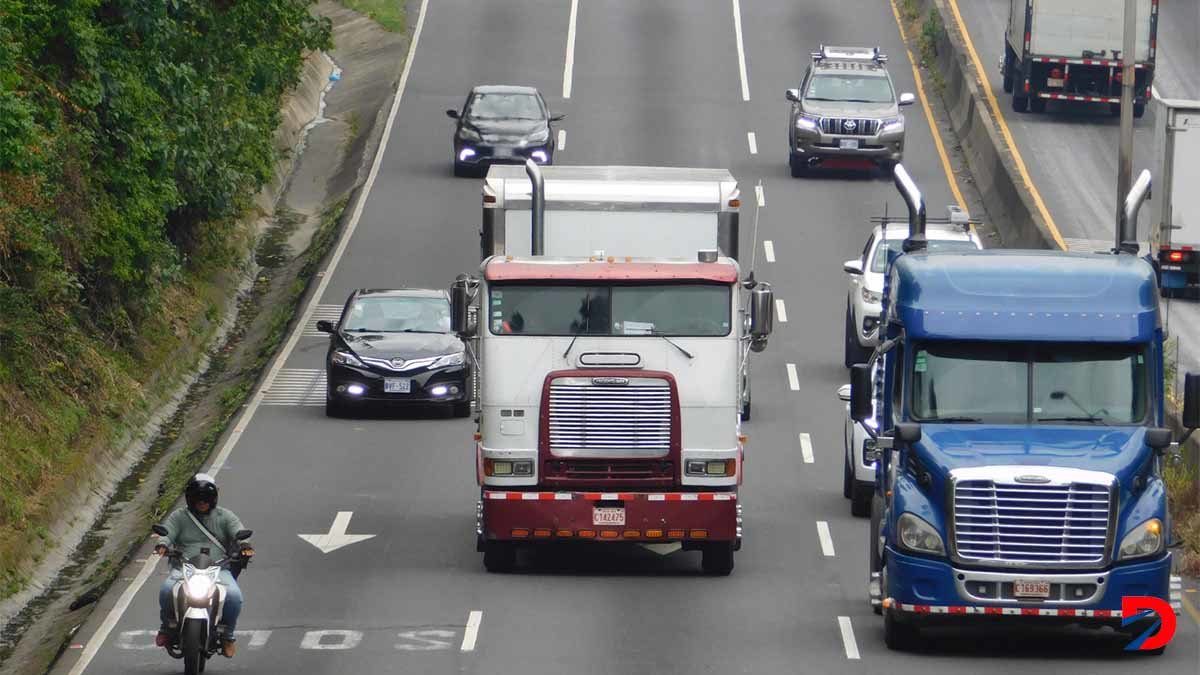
[870,205,980,232]
[811,45,888,65]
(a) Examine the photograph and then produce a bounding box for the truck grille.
[952,479,1112,566]
[543,459,674,487]
[548,380,672,457]
[819,117,880,136]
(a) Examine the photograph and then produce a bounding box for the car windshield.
[341,297,450,333]
[909,341,1149,424]
[869,238,977,273]
[806,73,895,103]
[466,93,544,120]
[488,284,731,336]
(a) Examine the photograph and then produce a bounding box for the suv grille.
[548,380,672,457]
[952,479,1111,566]
[819,117,881,136]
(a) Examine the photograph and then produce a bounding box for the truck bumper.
[478,490,740,544]
[884,548,1172,623]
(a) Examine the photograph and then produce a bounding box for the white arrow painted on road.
[298,511,376,553]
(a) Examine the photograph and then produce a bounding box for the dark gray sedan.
[446,85,563,177]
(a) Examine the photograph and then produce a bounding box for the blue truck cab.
[849,167,1196,652]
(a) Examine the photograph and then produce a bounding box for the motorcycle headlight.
[796,115,820,132]
[861,287,882,304]
[898,512,945,555]
[881,117,904,134]
[459,127,482,142]
[432,351,466,368]
[331,350,364,368]
[1118,518,1163,560]
[184,574,214,601]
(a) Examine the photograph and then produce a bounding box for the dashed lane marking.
[563,0,578,98]
[775,298,787,322]
[763,240,775,262]
[747,131,757,154]
[558,129,566,151]
[817,520,835,557]
[461,610,482,652]
[838,617,860,659]
[731,0,750,100]
[786,363,799,391]
[799,433,814,464]
[755,184,766,207]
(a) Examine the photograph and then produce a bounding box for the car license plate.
[839,138,860,150]
[1013,579,1051,598]
[593,507,626,526]
[384,378,411,394]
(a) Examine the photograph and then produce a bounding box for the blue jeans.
[159,568,243,637]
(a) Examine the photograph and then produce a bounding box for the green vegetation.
[341,0,405,32]
[918,8,944,81]
[0,0,330,596]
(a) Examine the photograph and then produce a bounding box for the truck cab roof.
[483,255,740,283]
[891,250,1159,343]
[483,165,739,211]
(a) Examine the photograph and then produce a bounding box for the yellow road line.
[888,0,965,211]
[943,0,1067,251]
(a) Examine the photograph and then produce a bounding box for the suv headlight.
[1118,518,1163,560]
[331,350,364,368]
[861,287,882,304]
[897,513,945,555]
[881,117,904,134]
[431,351,466,369]
[796,115,819,132]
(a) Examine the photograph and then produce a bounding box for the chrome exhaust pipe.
[893,164,927,252]
[525,158,545,255]
[1117,169,1151,255]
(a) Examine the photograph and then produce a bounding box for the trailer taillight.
[728,199,740,207]
[1169,251,1185,263]
[483,195,496,204]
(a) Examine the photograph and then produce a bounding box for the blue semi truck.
[849,166,1194,652]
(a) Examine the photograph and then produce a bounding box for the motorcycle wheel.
[182,621,205,675]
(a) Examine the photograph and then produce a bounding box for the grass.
[340,0,406,32]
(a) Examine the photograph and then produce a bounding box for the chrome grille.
[548,379,672,457]
[819,117,881,135]
[953,479,1112,566]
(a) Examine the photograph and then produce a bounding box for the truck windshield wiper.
[650,331,694,360]
[1037,416,1104,423]
[400,329,442,334]
[925,416,982,423]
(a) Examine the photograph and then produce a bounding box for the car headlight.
[184,574,214,601]
[881,117,904,134]
[431,351,466,368]
[796,115,820,132]
[897,513,945,555]
[331,350,364,368]
[459,127,482,142]
[485,459,534,476]
[861,287,882,304]
[1118,518,1163,560]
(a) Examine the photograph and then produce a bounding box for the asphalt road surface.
[51,1,1199,674]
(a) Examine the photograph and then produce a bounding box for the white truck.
[1002,0,1157,116]
[1152,98,1200,299]
[479,165,742,261]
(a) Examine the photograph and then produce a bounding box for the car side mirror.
[550,113,565,122]
[895,422,922,444]
[785,89,800,102]
[750,282,774,340]
[235,529,253,541]
[898,92,915,106]
[843,259,864,275]
[1184,373,1200,429]
[151,524,169,537]
[316,320,334,334]
[446,109,460,119]
[837,384,851,402]
[451,276,475,336]
[849,364,873,423]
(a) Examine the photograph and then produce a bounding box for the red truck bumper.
[480,490,739,543]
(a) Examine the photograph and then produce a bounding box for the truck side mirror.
[1145,428,1173,450]
[1184,373,1200,429]
[895,422,922,444]
[849,364,873,423]
[450,277,474,336]
[750,282,774,340]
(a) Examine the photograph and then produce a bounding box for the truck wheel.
[870,494,884,614]
[1134,102,1146,119]
[701,543,735,575]
[1030,97,1047,113]
[884,610,921,651]
[1012,92,1028,113]
[844,306,869,368]
[851,482,872,518]
[1002,48,1015,93]
[483,542,516,573]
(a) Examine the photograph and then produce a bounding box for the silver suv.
[786,46,914,177]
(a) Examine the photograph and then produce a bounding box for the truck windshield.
[909,341,1149,424]
[487,284,731,336]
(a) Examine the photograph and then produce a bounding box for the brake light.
[1169,251,1185,263]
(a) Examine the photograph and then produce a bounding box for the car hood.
[804,100,897,118]
[342,332,463,361]
[464,118,547,141]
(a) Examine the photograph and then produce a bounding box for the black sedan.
[446,85,564,177]
[317,288,471,418]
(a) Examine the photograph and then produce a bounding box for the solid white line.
[799,432,814,464]
[557,129,566,151]
[775,298,787,322]
[461,610,482,651]
[731,0,750,100]
[1152,84,1162,101]
[763,240,775,262]
[755,184,765,207]
[563,0,579,98]
[747,131,757,154]
[786,363,799,391]
[65,1,435,672]
[817,521,835,557]
[838,616,861,659]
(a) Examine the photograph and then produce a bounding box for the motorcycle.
[151,524,252,674]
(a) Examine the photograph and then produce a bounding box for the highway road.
[50,1,1198,674]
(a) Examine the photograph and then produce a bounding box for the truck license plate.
[839,138,859,150]
[384,378,411,394]
[1047,77,1064,88]
[593,507,626,526]
[1013,579,1051,598]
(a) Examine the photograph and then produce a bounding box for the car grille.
[547,380,672,457]
[819,117,881,136]
[952,479,1112,566]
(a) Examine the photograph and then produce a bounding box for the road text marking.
[747,131,758,154]
[786,363,799,391]
[731,0,750,100]
[461,610,482,651]
[817,520,835,556]
[799,433,814,464]
[838,616,861,659]
[563,0,579,98]
[763,240,775,262]
[300,630,363,651]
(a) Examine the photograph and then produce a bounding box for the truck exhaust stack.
[525,158,545,255]
[1118,169,1151,255]
[893,164,927,252]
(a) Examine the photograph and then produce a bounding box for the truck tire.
[843,453,853,499]
[850,482,872,518]
[883,610,921,651]
[701,543,735,575]
[483,542,516,573]
[1012,91,1029,113]
[1030,96,1047,113]
[870,494,884,615]
[1002,48,1015,93]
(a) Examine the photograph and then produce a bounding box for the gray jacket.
[156,506,246,560]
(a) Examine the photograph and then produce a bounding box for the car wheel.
[453,161,469,178]
[1030,96,1047,113]
[877,160,896,178]
[325,395,346,418]
[789,154,806,178]
[452,401,471,418]
[1134,102,1146,119]
[843,452,853,499]
[701,542,735,575]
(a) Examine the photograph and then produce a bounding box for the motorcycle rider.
[154,474,253,658]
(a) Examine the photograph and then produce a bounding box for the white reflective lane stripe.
[461,610,482,652]
[557,128,566,151]
[775,299,787,322]
[747,131,758,154]
[731,0,750,100]
[755,184,766,207]
[838,616,860,659]
[817,521,835,557]
[787,363,799,391]
[300,630,363,650]
[763,240,775,262]
[563,0,579,98]
[799,433,814,464]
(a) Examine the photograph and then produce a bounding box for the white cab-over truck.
[1151,98,1200,298]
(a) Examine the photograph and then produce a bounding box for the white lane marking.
[301,630,363,650]
[396,630,455,650]
[763,240,775,262]
[298,511,377,553]
[1152,84,1161,100]
[838,616,861,659]
[817,521,835,557]
[747,131,757,154]
[563,0,579,98]
[303,304,343,337]
[461,610,482,651]
[65,0,434,671]
[775,299,787,322]
[755,184,765,207]
[263,369,326,406]
[731,0,750,100]
[799,433,814,464]
[786,363,799,391]
[557,128,566,151]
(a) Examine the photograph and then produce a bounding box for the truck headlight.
[1118,518,1163,560]
[431,351,466,368]
[485,459,534,476]
[331,350,364,368]
[861,287,882,304]
[897,513,944,555]
[686,459,736,477]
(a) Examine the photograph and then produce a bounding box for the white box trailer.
[1003,0,1157,115]
[480,165,741,262]
[1152,98,1200,298]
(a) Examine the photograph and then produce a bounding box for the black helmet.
[185,473,218,514]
